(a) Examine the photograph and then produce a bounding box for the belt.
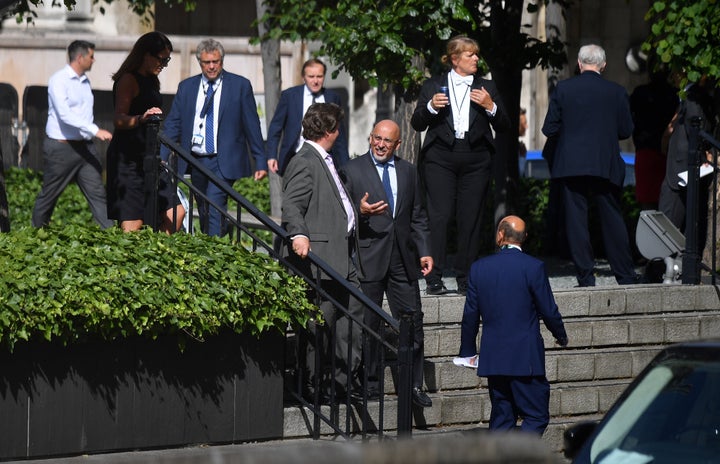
[191,151,217,157]
[54,138,87,144]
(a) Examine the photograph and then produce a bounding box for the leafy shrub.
[0,223,315,351]
[7,167,94,229]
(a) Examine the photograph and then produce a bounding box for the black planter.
[0,330,284,460]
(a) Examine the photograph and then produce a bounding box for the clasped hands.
[431,86,494,112]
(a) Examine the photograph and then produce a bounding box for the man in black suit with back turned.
[542,44,639,287]
[342,119,433,407]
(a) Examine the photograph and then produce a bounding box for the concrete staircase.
[283,283,720,454]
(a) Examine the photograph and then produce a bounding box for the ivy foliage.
[644,0,720,89]
[0,224,315,351]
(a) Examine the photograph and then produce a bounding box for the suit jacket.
[161,71,266,180]
[410,72,510,159]
[459,248,567,377]
[663,83,715,192]
[281,141,361,279]
[265,85,349,175]
[341,152,431,282]
[541,71,633,187]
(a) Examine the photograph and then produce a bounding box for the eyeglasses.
[154,55,171,67]
[370,134,397,145]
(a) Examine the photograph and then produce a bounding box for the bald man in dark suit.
[342,120,434,407]
[459,215,568,434]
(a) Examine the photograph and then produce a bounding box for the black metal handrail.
[145,118,413,439]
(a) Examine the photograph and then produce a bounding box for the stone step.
[412,344,663,392]
[283,379,630,440]
[420,310,720,358]
[417,284,720,325]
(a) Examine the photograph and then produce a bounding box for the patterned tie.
[202,80,215,153]
[381,162,394,217]
[324,154,355,233]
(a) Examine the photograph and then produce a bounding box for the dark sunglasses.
[154,55,171,67]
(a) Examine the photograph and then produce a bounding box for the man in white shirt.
[32,40,113,229]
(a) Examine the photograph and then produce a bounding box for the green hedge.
[0,168,314,351]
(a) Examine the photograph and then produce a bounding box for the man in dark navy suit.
[542,44,639,287]
[266,58,349,216]
[342,119,433,407]
[162,39,266,236]
[459,215,568,435]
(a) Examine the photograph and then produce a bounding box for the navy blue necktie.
[381,162,394,216]
[202,80,215,153]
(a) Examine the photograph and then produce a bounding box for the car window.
[584,359,720,464]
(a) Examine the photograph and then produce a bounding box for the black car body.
[565,340,720,463]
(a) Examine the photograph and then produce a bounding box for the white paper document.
[678,164,714,187]
[453,355,478,369]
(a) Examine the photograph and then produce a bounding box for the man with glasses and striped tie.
[162,38,266,236]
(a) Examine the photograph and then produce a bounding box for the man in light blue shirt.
[32,40,114,229]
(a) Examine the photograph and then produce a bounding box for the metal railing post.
[682,116,702,284]
[143,115,162,232]
[396,309,414,436]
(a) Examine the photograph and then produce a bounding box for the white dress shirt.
[192,75,223,155]
[45,64,98,141]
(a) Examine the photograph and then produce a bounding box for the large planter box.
[0,330,284,460]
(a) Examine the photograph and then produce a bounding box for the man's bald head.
[496,215,527,246]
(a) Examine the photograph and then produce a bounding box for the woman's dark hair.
[112,31,173,90]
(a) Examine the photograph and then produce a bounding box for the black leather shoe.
[426,283,450,296]
[412,387,432,408]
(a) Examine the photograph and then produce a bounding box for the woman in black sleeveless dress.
[106,31,185,233]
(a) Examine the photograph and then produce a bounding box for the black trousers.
[559,176,636,286]
[422,143,492,283]
[360,244,425,390]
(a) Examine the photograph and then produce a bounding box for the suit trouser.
[191,154,234,237]
[422,145,492,283]
[559,176,636,286]
[303,264,364,395]
[487,375,550,435]
[360,245,425,390]
[32,138,113,229]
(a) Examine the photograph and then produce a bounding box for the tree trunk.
[487,0,524,225]
[393,55,424,165]
[255,0,283,219]
[0,133,9,232]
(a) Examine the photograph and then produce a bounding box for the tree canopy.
[257,0,568,94]
[643,0,720,90]
[4,0,196,22]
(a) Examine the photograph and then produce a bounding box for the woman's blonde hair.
[441,35,480,67]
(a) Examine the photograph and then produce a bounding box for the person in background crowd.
[630,65,679,210]
[32,40,114,229]
[266,58,349,217]
[542,44,639,287]
[162,38,266,236]
[105,31,185,233]
[411,35,510,296]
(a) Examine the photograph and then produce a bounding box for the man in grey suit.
[342,120,434,407]
[282,102,362,401]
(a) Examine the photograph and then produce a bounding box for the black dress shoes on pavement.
[412,387,432,408]
[426,282,450,296]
